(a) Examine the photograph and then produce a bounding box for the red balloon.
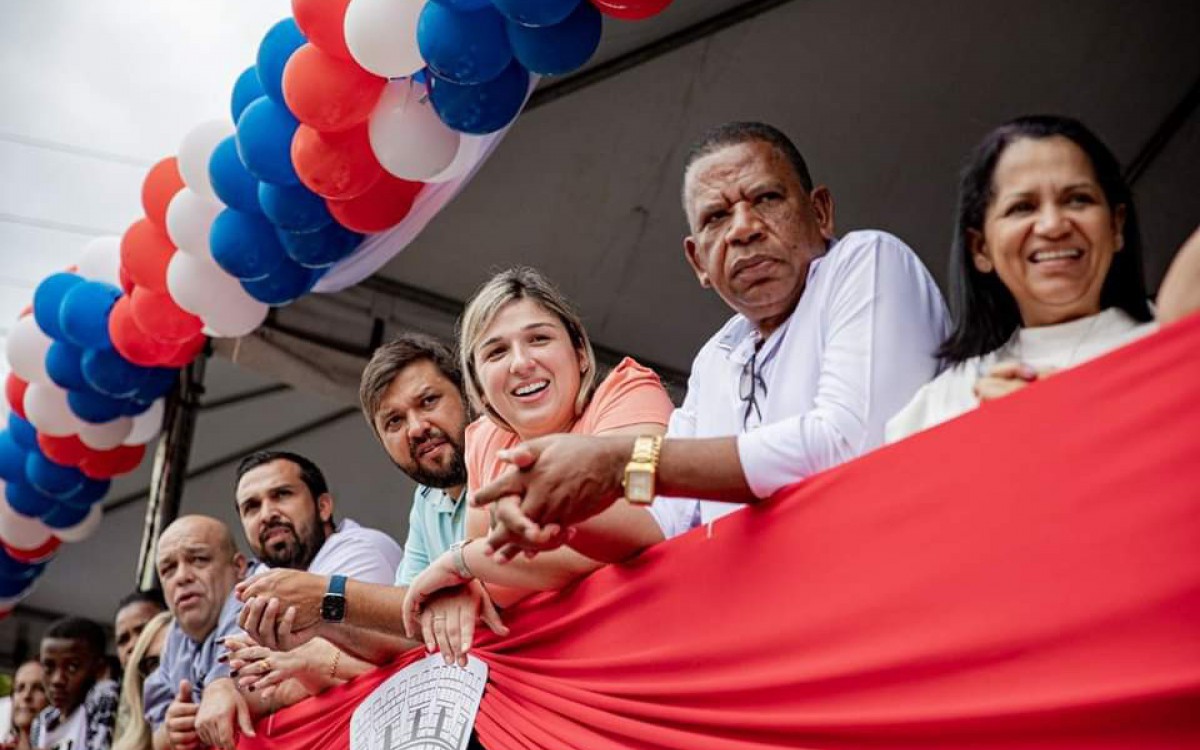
[120,219,175,293]
[589,0,673,20]
[37,433,94,468]
[4,537,60,564]
[110,295,178,367]
[292,123,384,200]
[142,156,185,230]
[161,333,208,369]
[80,443,146,480]
[130,287,203,344]
[283,44,385,133]
[119,266,135,295]
[5,374,28,419]
[292,0,353,60]
[326,173,422,233]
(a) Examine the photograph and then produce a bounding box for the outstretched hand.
[471,434,631,559]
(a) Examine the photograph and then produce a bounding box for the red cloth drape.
[240,314,1200,750]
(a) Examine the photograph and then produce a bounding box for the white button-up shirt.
[649,230,948,538]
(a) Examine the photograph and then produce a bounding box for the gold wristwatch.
[623,435,662,505]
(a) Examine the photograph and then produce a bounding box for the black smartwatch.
[321,575,347,623]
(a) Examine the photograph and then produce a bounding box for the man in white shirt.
[468,121,949,560]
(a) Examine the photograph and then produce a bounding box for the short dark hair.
[683,121,815,207]
[938,114,1154,365]
[234,450,329,500]
[359,333,463,436]
[117,588,166,614]
[44,617,107,658]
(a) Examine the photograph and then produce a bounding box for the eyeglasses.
[738,346,768,430]
[137,654,161,680]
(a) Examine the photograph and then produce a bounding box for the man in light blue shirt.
[396,484,468,587]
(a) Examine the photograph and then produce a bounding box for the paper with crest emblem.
[349,654,487,750]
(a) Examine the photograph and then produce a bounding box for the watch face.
[321,595,346,622]
[627,472,653,499]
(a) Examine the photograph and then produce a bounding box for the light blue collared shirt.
[394,485,467,587]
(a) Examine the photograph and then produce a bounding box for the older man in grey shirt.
[142,516,255,750]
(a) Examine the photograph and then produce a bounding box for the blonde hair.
[459,267,598,432]
[112,611,172,750]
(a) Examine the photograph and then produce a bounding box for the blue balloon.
[256,18,306,106]
[412,68,430,86]
[209,136,263,214]
[211,209,288,281]
[25,450,84,500]
[430,61,530,135]
[241,260,321,306]
[0,430,28,484]
[57,477,110,509]
[259,182,333,234]
[67,389,127,424]
[33,273,84,342]
[6,481,57,518]
[42,500,91,530]
[60,281,121,350]
[121,397,155,417]
[506,2,601,75]
[236,96,300,186]
[232,65,265,122]
[81,347,149,399]
[135,367,178,403]
[418,3,513,85]
[432,0,492,9]
[493,0,580,27]
[7,414,37,452]
[46,341,89,392]
[0,546,44,581]
[278,223,362,268]
[0,573,35,599]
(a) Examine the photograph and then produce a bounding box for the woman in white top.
[888,115,1195,441]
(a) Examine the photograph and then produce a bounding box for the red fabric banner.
[241,314,1200,750]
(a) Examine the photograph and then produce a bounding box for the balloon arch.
[0,0,673,614]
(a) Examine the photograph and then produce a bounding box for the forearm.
[464,542,601,597]
[315,620,419,664]
[658,437,756,502]
[569,501,665,563]
[1158,226,1200,324]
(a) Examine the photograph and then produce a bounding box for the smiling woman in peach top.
[405,266,674,664]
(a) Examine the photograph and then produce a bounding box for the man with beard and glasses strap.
[232,334,481,668]
[222,451,403,695]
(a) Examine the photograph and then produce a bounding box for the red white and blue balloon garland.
[0,0,673,615]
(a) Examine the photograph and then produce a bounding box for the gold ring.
[262,658,271,672]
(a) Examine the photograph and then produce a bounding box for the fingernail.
[217,655,228,663]
[230,670,239,678]
[248,686,255,693]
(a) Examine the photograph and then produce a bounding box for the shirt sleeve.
[588,359,675,434]
[648,362,703,539]
[142,652,174,729]
[324,530,403,585]
[201,598,243,686]
[395,494,431,587]
[737,233,948,497]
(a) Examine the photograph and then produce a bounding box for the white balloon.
[78,417,134,450]
[166,252,269,337]
[203,297,270,339]
[23,382,84,437]
[6,316,53,384]
[166,189,223,257]
[54,503,103,544]
[344,0,426,78]
[0,492,55,550]
[370,79,460,181]
[427,132,488,184]
[123,398,165,446]
[76,236,123,286]
[178,120,234,203]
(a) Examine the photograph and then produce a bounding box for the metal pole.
[135,353,207,590]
